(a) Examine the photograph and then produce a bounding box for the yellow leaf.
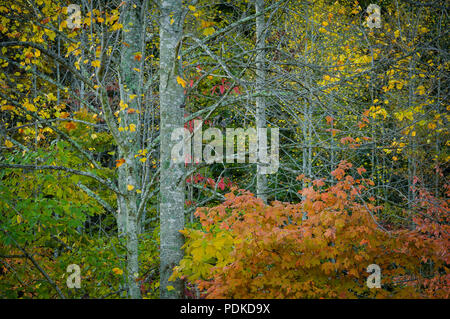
[166,285,175,291]
[203,27,215,36]
[119,100,128,109]
[111,22,123,31]
[188,5,196,12]
[1,105,15,111]
[24,101,36,112]
[92,60,101,68]
[127,184,134,191]
[47,93,57,102]
[415,85,425,95]
[4,140,13,148]
[129,124,136,132]
[176,76,187,88]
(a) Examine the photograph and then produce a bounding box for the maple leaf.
[313,179,325,187]
[357,121,366,129]
[64,122,76,131]
[60,112,70,119]
[203,27,215,36]
[176,76,187,88]
[116,158,125,168]
[4,140,13,148]
[112,268,123,275]
[91,60,101,68]
[47,93,57,102]
[325,115,334,124]
[357,167,366,175]
[218,178,225,191]
[24,101,36,112]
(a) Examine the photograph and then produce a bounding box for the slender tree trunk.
[117,189,127,237]
[125,192,140,298]
[118,0,144,298]
[159,0,185,299]
[255,0,267,203]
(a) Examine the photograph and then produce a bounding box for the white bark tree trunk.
[256,0,268,203]
[159,0,186,298]
[117,0,144,298]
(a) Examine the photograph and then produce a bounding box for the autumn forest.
[0,0,448,300]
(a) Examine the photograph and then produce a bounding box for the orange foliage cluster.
[179,161,449,298]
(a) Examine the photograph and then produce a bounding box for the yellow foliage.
[176,76,187,88]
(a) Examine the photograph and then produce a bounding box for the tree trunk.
[118,0,144,299]
[159,0,186,299]
[255,0,267,203]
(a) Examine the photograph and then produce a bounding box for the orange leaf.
[357,167,366,175]
[116,158,125,168]
[64,122,76,131]
[325,115,334,125]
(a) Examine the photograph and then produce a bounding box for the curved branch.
[0,163,121,195]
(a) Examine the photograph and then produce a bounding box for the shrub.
[172,161,449,298]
